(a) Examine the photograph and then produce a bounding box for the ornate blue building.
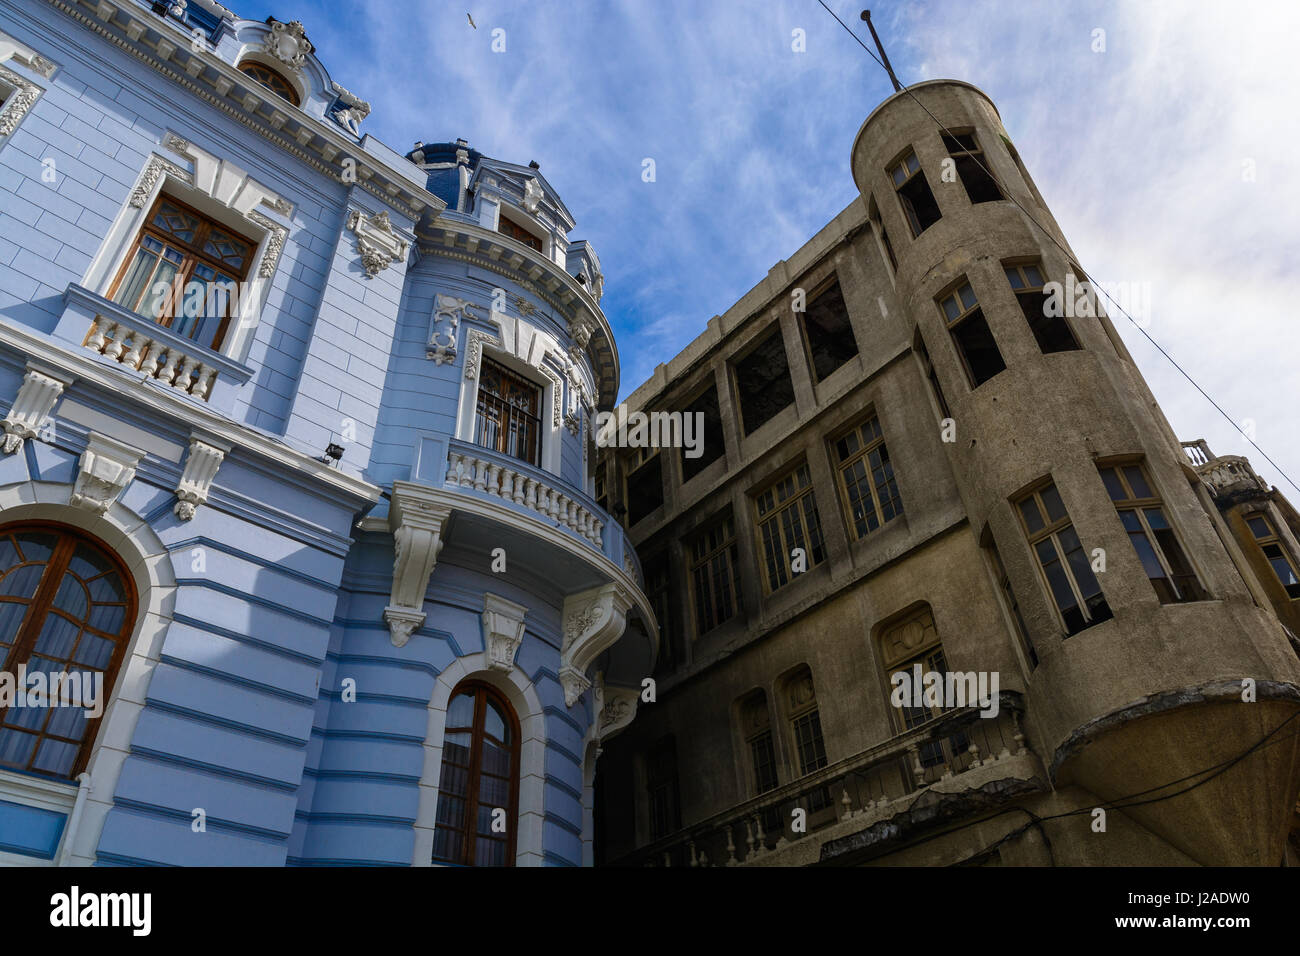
[0,0,655,866]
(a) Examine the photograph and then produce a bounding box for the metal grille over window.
[755,463,825,591]
[474,357,541,466]
[1015,481,1112,635]
[1099,462,1208,604]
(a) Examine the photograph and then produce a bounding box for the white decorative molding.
[463,329,501,381]
[482,593,528,673]
[511,294,537,318]
[0,29,58,79]
[522,177,543,215]
[174,436,226,520]
[428,294,483,365]
[347,209,408,278]
[245,210,287,278]
[560,583,633,707]
[71,433,143,514]
[261,18,313,72]
[538,364,563,428]
[2,365,69,454]
[594,672,639,741]
[127,154,192,208]
[384,481,453,646]
[0,64,40,138]
[329,82,371,136]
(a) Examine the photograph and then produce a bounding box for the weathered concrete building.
[594,79,1300,867]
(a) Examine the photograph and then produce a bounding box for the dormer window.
[498,214,543,253]
[238,61,299,107]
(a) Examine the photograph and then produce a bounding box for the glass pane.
[33,612,80,658]
[1025,265,1044,287]
[479,773,508,808]
[87,603,126,634]
[1123,466,1153,499]
[45,704,89,740]
[1099,467,1126,501]
[68,546,111,582]
[1247,516,1271,539]
[446,692,474,729]
[86,572,124,604]
[484,699,507,743]
[1005,267,1025,289]
[51,575,88,619]
[111,247,160,311]
[1040,484,1067,523]
[16,533,56,564]
[1018,497,1044,534]
[0,728,36,768]
[74,633,115,669]
[0,601,28,640]
[140,259,179,320]
[957,284,977,311]
[482,739,511,777]
[0,563,44,597]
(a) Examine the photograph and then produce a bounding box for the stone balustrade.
[83,315,218,400]
[446,446,605,549]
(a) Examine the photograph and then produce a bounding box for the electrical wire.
[814,0,1300,498]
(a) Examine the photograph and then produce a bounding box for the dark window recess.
[645,554,681,673]
[951,309,1004,385]
[734,326,795,434]
[498,216,543,252]
[1006,263,1079,353]
[802,281,858,382]
[647,737,681,841]
[899,172,941,235]
[625,455,663,525]
[915,334,950,419]
[942,132,1004,204]
[750,730,778,794]
[879,225,898,272]
[680,387,725,483]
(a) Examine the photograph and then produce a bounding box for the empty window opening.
[938,281,1006,388]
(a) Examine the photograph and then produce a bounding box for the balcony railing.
[614,692,1035,867]
[1181,439,1269,500]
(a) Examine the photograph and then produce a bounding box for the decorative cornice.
[261,18,312,72]
[384,481,453,646]
[71,432,143,514]
[174,435,226,520]
[128,154,192,207]
[482,592,528,673]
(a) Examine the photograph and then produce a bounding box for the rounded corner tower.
[849,79,1300,866]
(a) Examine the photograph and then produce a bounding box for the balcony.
[1181,439,1270,504]
[55,285,253,413]
[613,692,1044,866]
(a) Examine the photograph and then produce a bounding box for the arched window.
[237,61,300,106]
[0,522,136,780]
[432,680,520,866]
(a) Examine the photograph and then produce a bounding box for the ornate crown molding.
[384,481,453,646]
[482,592,528,673]
[559,583,633,706]
[245,210,287,279]
[71,433,143,514]
[2,364,70,454]
[348,209,408,277]
[0,64,40,138]
[174,435,227,520]
[128,154,192,208]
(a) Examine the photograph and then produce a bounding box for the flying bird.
[467,13,476,29]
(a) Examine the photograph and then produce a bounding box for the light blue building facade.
[0,0,655,866]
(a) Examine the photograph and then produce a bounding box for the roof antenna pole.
[861,10,902,92]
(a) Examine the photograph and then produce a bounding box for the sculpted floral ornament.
[428,294,483,365]
[347,209,409,278]
[71,434,143,515]
[262,19,313,72]
[0,65,40,138]
[482,593,528,673]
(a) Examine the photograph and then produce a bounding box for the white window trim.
[83,132,293,367]
[0,29,56,143]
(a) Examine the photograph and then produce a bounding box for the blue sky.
[260,0,1299,494]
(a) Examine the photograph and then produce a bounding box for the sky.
[259,0,1299,495]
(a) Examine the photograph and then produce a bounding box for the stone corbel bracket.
[348,209,409,278]
[559,582,633,707]
[594,671,639,743]
[71,433,143,514]
[2,364,71,454]
[384,481,453,647]
[482,592,528,673]
[174,435,229,520]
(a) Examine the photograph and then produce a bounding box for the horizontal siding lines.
[543,850,578,867]
[543,704,585,738]
[544,774,583,803]
[169,613,326,667]
[324,648,443,680]
[168,535,343,592]
[545,739,583,769]
[309,726,425,746]
[109,799,291,844]
[173,578,335,630]
[155,653,318,708]
[286,856,408,867]
[317,687,427,709]
[127,746,299,794]
[142,699,310,749]
[544,811,583,837]
[291,809,415,828]
[301,767,421,785]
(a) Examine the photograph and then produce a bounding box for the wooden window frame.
[830,413,904,540]
[105,192,256,353]
[430,680,521,867]
[1245,512,1300,600]
[1004,259,1080,354]
[1014,480,1113,636]
[1098,460,1208,604]
[498,213,544,253]
[941,129,1005,204]
[752,461,826,594]
[888,148,941,237]
[937,279,1006,389]
[687,514,741,637]
[474,356,543,467]
[795,277,859,384]
[0,521,137,781]
[237,61,299,106]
